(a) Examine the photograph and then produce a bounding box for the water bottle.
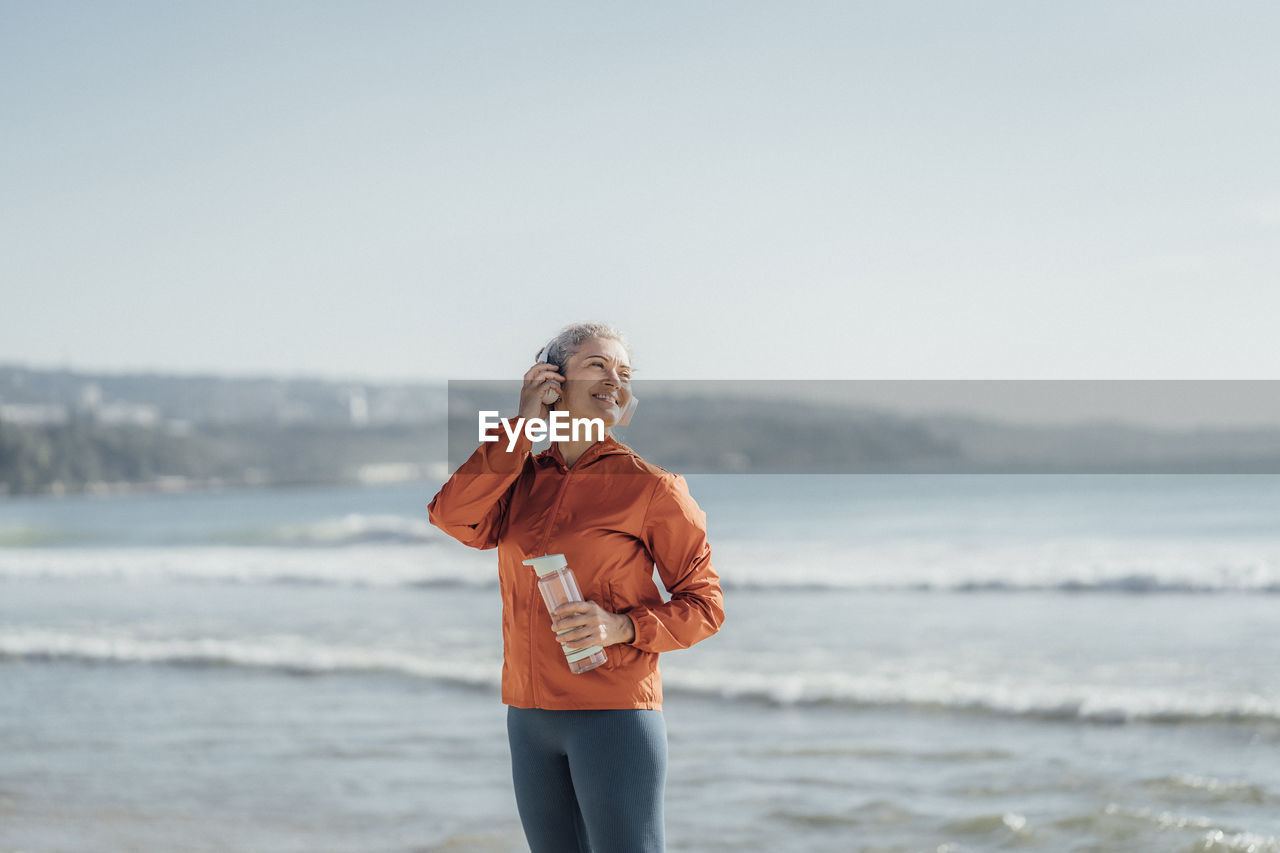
[523,554,607,674]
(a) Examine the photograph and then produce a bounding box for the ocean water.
[2,475,1280,852]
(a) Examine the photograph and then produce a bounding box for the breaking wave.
[5,629,1278,727]
[4,539,1280,594]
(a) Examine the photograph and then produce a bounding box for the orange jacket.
[428,428,725,710]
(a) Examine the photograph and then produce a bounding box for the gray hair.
[536,322,631,370]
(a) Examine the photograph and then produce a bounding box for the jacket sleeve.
[427,427,532,550]
[628,473,726,653]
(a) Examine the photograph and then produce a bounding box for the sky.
[4,1,1280,398]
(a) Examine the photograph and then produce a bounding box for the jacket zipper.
[530,463,574,707]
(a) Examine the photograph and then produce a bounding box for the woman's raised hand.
[518,361,563,422]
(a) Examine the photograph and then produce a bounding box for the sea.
[2,473,1279,853]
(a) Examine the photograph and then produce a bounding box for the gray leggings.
[506,707,667,853]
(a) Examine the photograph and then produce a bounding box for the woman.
[428,322,725,853]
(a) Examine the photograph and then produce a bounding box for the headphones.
[537,341,637,427]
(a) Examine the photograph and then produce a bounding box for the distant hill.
[4,365,1280,497]
[0,363,445,427]
[0,364,446,496]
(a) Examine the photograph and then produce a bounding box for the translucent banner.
[447,380,1280,474]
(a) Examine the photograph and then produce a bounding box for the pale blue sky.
[3,1,1279,384]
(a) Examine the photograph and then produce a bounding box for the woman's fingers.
[551,601,610,648]
[518,363,563,420]
[522,362,563,386]
[556,625,598,650]
[553,617,596,643]
[551,601,596,628]
[559,629,601,650]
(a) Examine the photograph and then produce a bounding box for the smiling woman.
[428,321,725,853]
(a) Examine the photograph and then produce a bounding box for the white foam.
[713,539,1280,593]
[4,538,1280,594]
[1195,830,1280,853]
[4,626,1278,725]
[0,628,501,690]
[1102,807,1280,853]
[260,513,440,546]
[662,665,1280,724]
[0,545,494,587]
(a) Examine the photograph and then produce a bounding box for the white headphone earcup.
[616,395,638,427]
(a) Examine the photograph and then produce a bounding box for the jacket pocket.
[602,580,647,672]
[498,570,513,632]
[604,580,624,623]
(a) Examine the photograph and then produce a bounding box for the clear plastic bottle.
[523,554,607,674]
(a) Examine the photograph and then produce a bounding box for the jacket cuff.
[625,606,691,654]
[626,608,659,652]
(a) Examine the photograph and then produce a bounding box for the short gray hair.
[536,322,630,370]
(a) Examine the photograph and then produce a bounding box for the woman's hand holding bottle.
[551,601,636,650]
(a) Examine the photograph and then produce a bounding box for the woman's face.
[554,336,633,429]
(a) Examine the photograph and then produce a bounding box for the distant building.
[356,462,421,484]
[348,387,370,426]
[75,383,160,426]
[98,402,161,427]
[0,402,70,425]
[78,383,103,413]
